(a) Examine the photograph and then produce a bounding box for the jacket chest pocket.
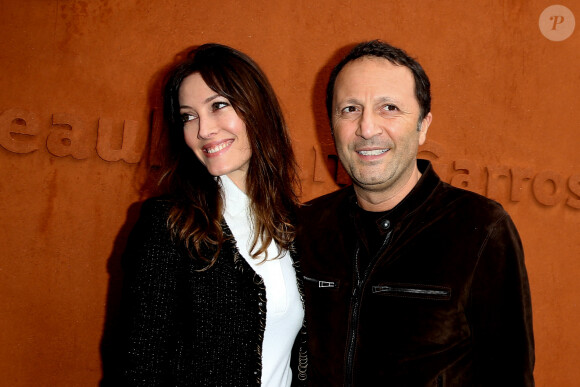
[366,282,466,352]
[372,282,451,301]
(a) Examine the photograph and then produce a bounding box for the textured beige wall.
[1,0,579,385]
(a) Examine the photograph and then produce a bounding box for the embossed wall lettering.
[0,108,41,154]
[48,113,95,159]
[451,159,485,195]
[97,118,143,163]
[425,144,579,209]
[509,167,534,202]
[0,108,146,163]
[566,174,580,209]
[532,170,564,207]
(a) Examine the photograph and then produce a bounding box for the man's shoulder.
[300,185,354,213]
[296,186,354,235]
[434,181,509,222]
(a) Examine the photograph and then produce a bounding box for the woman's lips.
[203,139,234,155]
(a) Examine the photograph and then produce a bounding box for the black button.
[380,219,391,230]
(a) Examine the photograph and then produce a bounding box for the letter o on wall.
[532,170,564,206]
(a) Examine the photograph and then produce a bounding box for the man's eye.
[181,113,197,123]
[340,106,359,114]
[382,104,399,112]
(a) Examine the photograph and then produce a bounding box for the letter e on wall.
[0,108,40,154]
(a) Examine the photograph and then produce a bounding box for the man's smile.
[356,148,390,156]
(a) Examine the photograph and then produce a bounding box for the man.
[296,40,534,386]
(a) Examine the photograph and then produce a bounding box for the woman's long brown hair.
[158,43,300,269]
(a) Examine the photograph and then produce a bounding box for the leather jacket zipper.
[345,230,392,387]
[303,276,339,288]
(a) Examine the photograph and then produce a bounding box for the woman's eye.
[212,101,229,111]
[181,113,197,123]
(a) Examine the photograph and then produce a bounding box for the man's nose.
[356,109,382,139]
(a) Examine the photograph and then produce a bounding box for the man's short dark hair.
[326,40,431,127]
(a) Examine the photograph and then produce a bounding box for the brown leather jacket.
[296,160,534,386]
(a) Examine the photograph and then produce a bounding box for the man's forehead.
[333,57,416,98]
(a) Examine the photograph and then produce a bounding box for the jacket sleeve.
[469,212,535,386]
[118,199,181,386]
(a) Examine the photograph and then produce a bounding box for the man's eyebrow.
[337,96,400,104]
[336,97,362,105]
[375,96,400,104]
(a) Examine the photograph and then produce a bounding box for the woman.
[120,43,306,386]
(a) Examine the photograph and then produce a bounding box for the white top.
[221,176,304,387]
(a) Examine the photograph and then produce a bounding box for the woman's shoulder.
[140,194,173,211]
[125,195,174,245]
[133,195,175,223]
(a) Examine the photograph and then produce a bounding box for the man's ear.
[418,112,432,146]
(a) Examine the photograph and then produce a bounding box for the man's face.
[332,57,431,195]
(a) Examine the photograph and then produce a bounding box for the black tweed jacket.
[119,197,307,386]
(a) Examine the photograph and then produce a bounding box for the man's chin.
[352,178,391,192]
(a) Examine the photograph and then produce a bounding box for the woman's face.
[178,72,252,192]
